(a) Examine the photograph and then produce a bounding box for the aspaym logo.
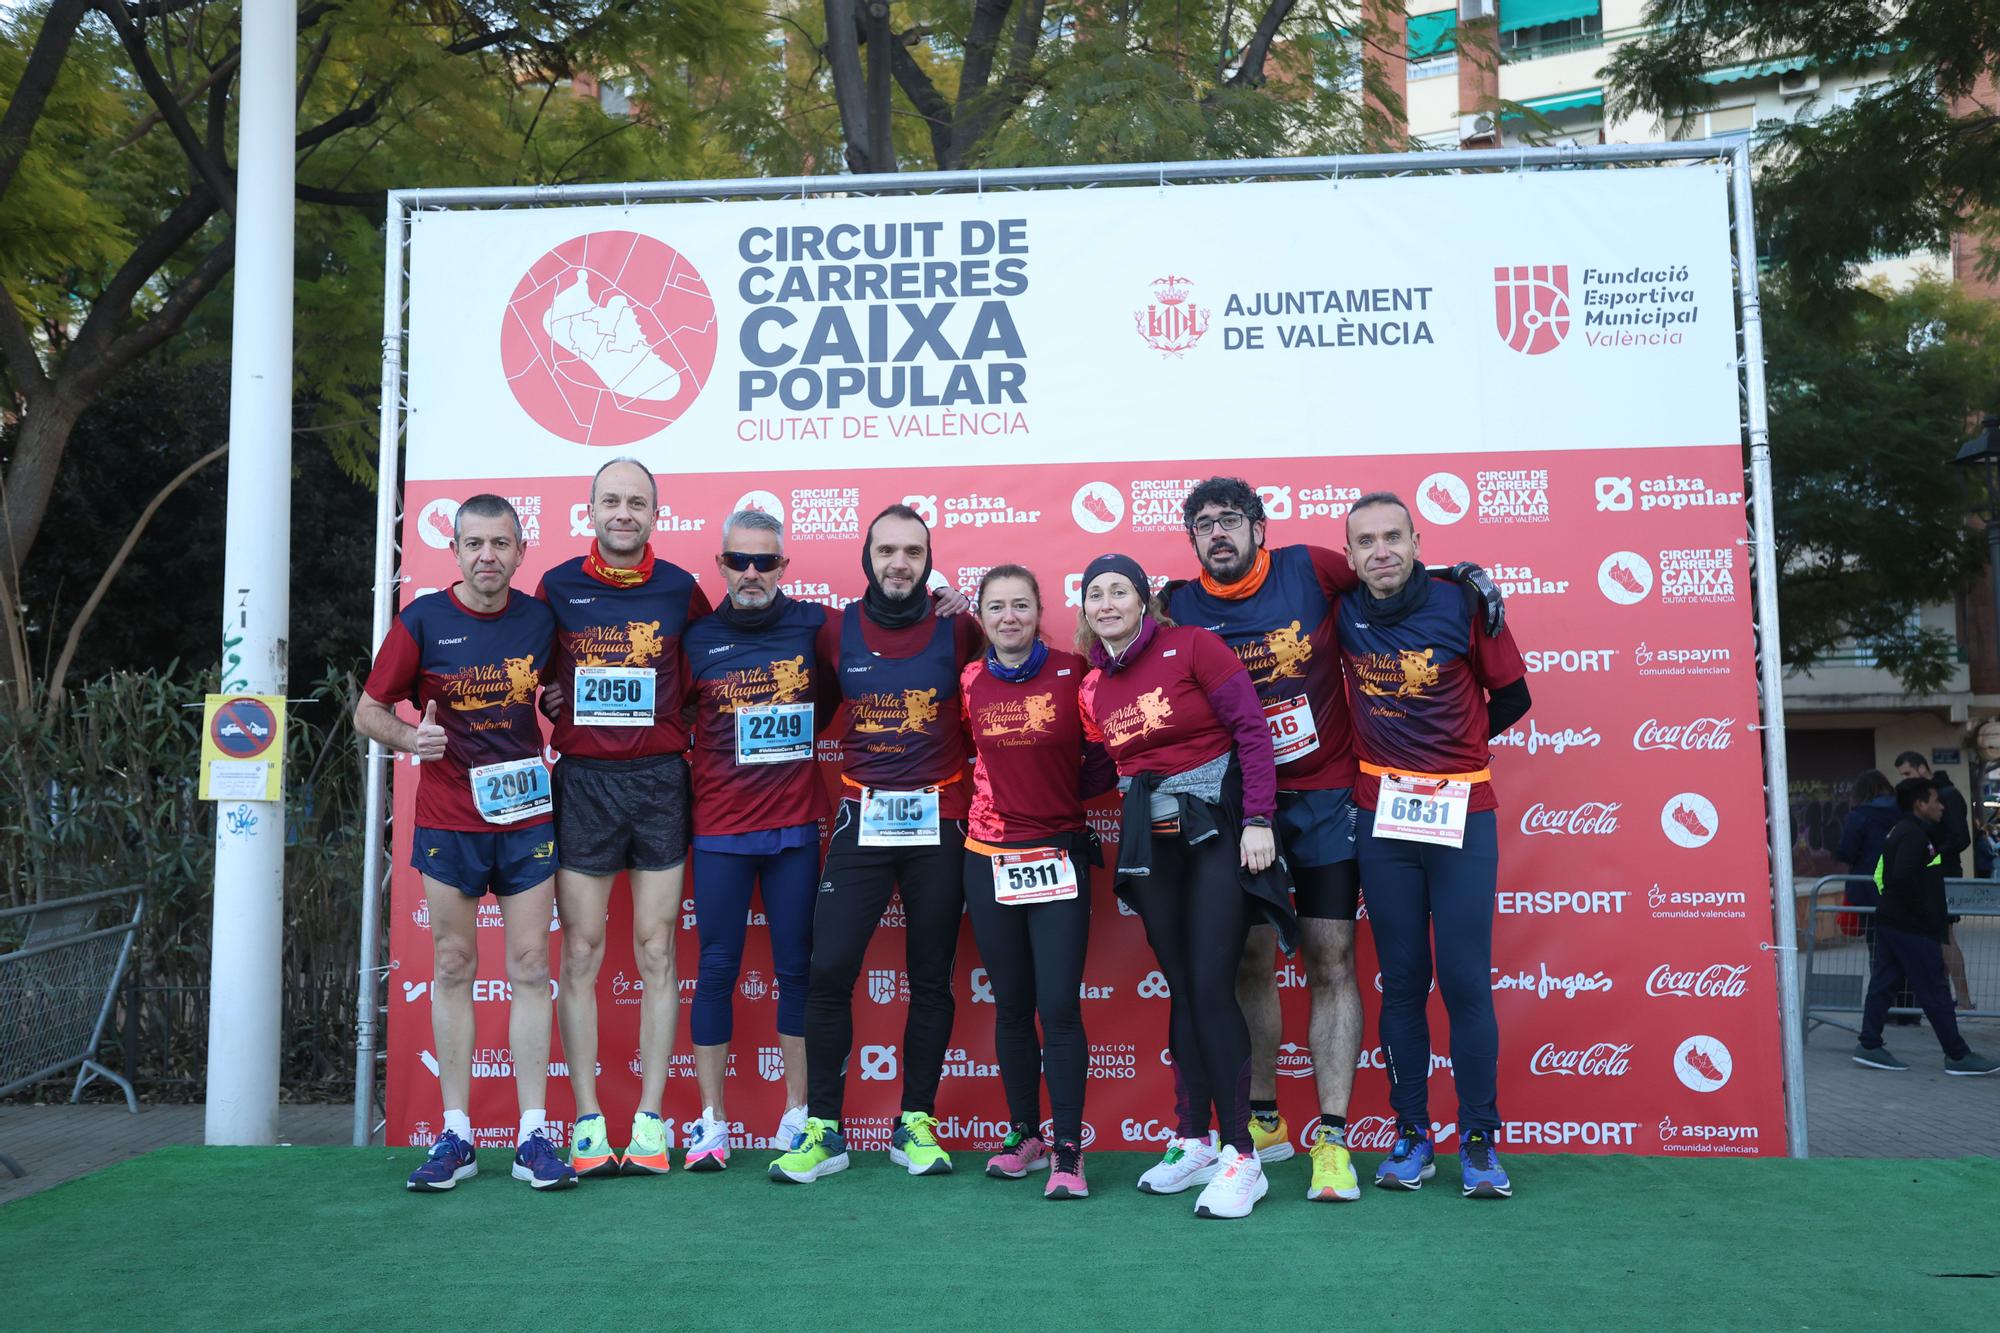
[1661,792,1719,849]
[1072,482,1125,534]
[1494,264,1570,355]
[1415,472,1470,526]
[1597,550,1654,605]
[734,490,786,527]
[415,498,459,550]
[500,231,718,446]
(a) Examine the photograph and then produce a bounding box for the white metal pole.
[352,196,407,1146]
[205,0,295,1147]
[1731,144,1809,1158]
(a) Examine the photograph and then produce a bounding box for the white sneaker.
[1194,1145,1268,1219]
[1136,1134,1220,1195]
[685,1107,730,1171]
[775,1104,809,1151]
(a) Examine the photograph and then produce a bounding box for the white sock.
[443,1109,472,1141]
[517,1108,546,1145]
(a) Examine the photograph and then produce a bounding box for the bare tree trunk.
[0,0,91,204]
[0,394,88,600]
[823,0,876,173]
[862,1,894,171]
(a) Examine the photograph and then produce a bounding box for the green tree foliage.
[1766,276,2000,693]
[1605,1,2000,310]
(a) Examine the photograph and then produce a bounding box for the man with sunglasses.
[537,457,711,1179]
[679,510,835,1168]
[1161,476,1505,1206]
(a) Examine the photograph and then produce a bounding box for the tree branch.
[0,0,93,206]
[295,87,389,152]
[96,231,236,385]
[0,281,51,400]
[822,0,874,172]
[67,187,221,370]
[887,33,954,167]
[295,183,386,209]
[44,440,229,709]
[97,0,239,218]
[1227,0,1296,87]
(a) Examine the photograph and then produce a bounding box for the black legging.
[961,848,1091,1144]
[805,801,966,1123]
[1127,827,1254,1155]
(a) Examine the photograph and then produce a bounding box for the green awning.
[1701,54,1811,84]
[1408,9,1456,59]
[1498,0,1600,34]
[1504,87,1604,118]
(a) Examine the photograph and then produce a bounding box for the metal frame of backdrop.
[354,142,1807,1157]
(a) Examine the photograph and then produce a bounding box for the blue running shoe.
[1372,1123,1436,1191]
[406,1129,477,1192]
[1459,1129,1512,1199]
[511,1129,579,1191]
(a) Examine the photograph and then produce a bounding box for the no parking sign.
[199,694,286,801]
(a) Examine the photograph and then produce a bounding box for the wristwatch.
[1244,815,1272,828]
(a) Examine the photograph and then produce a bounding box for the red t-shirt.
[961,648,1106,844]
[363,586,555,832]
[816,607,985,820]
[536,556,712,760]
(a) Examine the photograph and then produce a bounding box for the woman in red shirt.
[960,565,1114,1200]
[1076,553,1288,1220]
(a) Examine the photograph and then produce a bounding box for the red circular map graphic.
[500,231,718,446]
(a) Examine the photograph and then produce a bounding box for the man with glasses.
[679,511,835,1168]
[537,457,711,1179]
[1161,476,1505,1205]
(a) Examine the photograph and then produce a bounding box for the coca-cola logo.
[1519,801,1622,836]
[1529,1041,1633,1077]
[1632,717,1734,752]
[1646,963,1751,998]
[1342,1115,1403,1152]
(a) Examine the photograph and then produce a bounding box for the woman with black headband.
[1075,552,1292,1220]
[959,564,1115,1200]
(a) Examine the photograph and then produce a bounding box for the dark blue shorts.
[411,825,557,898]
[1276,786,1358,868]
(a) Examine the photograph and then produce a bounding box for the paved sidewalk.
[1802,1011,1999,1158]
[0,1103,359,1205]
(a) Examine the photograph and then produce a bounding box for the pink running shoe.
[1045,1140,1088,1200]
[985,1129,1051,1178]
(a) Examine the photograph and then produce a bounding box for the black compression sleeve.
[1486,677,1532,737]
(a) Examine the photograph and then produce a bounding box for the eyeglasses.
[720,551,783,572]
[1190,512,1249,536]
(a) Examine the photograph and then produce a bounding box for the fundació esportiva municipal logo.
[1133,275,1211,356]
[501,231,719,446]
[1494,264,1571,355]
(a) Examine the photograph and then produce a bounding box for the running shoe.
[775,1104,809,1151]
[1373,1122,1436,1191]
[685,1108,730,1171]
[985,1128,1051,1179]
[512,1129,579,1190]
[1251,1111,1294,1164]
[406,1129,477,1192]
[1852,1043,1909,1071]
[1193,1145,1268,1219]
[1136,1134,1220,1195]
[1945,1050,2000,1076]
[568,1112,620,1179]
[1459,1129,1512,1199]
[1306,1123,1360,1202]
[1045,1139,1088,1200]
[769,1118,849,1184]
[889,1111,954,1176]
[621,1111,672,1175]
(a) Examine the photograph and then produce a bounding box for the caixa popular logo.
[1133,275,1211,356]
[500,231,719,446]
[1494,264,1570,355]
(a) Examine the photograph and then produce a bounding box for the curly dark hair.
[1180,476,1264,529]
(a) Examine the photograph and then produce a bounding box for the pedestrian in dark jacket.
[1835,770,1899,927]
[1894,752,1976,1008]
[1852,778,1998,1075]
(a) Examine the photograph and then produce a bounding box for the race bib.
[857,786,940,847]
[575,666,654,727]
[470,756,552,825]
[735,702,814,765]
[1263,694,1320,765]
[991,847,1079,906]
[1373,773,1469,849]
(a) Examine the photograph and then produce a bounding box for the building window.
[1668,103,1754,142]
[1500,12,1603,61]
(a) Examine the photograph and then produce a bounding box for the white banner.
[406,167,1738,479]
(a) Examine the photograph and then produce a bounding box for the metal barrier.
[0,886,146,1177]
[1799,875,1999,1040]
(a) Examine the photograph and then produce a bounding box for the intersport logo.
[1519,801,1621,836]
[1646,963,1750,999]
[1633,717,1734,752]
[1528,1041,1633,1077]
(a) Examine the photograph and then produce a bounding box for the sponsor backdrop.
[385,164,1781,1158]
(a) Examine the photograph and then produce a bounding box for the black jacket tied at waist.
[1113,762,1300,957]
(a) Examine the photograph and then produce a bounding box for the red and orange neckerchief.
[583,539,655,589]
[1199,545,1271,600]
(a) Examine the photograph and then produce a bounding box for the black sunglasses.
[720,551,784,572]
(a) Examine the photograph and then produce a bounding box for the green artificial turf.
[3,1147,1994,1329]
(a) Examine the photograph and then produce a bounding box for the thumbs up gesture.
[414,699,447,763]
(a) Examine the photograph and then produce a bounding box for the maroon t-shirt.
[536,555,711,760]
[960,648,1111,844]
[816,606,985,820]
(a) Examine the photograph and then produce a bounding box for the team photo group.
[359,457,1527,1218]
